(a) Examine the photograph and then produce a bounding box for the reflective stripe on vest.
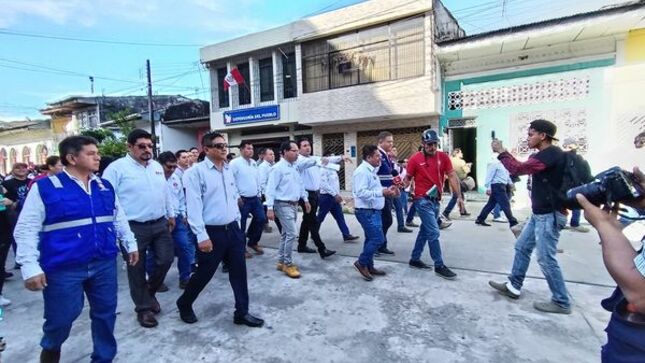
[42,215,114,232]
[48,175,63,189]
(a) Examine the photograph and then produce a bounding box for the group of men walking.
[10,120,622,362]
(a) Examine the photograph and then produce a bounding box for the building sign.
[223,105,280,126]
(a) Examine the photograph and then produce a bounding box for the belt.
[205,222,237,231]
[129,217,165,225]
[617,300,645,326]
[306,190,319,194]
[276,200,299,206]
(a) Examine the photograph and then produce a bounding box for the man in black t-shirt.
[488,119,572,315]
[2,162,30,270]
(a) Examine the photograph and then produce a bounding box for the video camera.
[566,167,643,209]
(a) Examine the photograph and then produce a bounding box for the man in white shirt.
[317,156,359,242]
[102,129,175,328]
[14,135,139,362]
[352,144,399,281]
[258,148,281,233]
[265,141,311,278]
[296,138,347,258]
[176,132,263,327]
[230,141,265,255]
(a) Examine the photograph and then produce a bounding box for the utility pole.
[89,76,94,94]
[146,59,157,158]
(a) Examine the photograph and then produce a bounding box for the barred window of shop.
[302,16,424,93]
[259,57,274,102]
[217,67,229,108]
[282,52,297,99]
[237,62,251,105]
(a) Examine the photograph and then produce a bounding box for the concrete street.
[1,197,638,363]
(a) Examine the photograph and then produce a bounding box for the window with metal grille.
[302,16,424,93]
[322,133,346,190]
[237,62,251,105]
[282,52,297,99]
[259,57,274,102]
[217,67,229,108]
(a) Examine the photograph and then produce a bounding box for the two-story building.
[200,0,463,189]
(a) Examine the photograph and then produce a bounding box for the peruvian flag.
[223,67,245,91]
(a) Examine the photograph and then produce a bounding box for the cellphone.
[425,185,438,199]
[491,130,496,140]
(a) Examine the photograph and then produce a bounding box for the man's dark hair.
[296,137,311,148]
[127,129,152,145]
[197,151,206,162]
[157,151,177,165]
[174,149,188,159]
[226,153,236,161]
[280,140,297,155]
[257,147,266,156]
[45,155,60,168]
[37,164,48,173]
[377,131,393,143]
[59,135,98,166]
[239,140,253,149]
[189,147,199,152]
[201,132,224,147]
[362,144,379,160]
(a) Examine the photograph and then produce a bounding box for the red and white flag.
[223,67,245,91]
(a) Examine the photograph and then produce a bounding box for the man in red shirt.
[404,129,461,280]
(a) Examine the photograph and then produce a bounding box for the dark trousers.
[317,193,351,238]
[476,184,518,226]
[239,196,267,246]
[126,219,174,313]
[380,196,394,249]
[262,195,282,233]
[0,211,11,294]
[298,190,327,251]
[178,222,249,317]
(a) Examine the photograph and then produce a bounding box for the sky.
[0,0,628,121]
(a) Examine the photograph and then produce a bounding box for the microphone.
[391,169,403,187]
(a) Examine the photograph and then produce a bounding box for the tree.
[80,108,135,158]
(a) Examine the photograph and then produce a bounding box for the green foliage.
[79,108,135,159]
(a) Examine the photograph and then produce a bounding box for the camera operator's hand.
[624,166,645,210]
[576,194,623,231]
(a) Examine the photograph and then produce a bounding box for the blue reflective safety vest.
[37,172,118,273]
[377,148,394,187]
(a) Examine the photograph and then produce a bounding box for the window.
[217,67,229,108]
[282,52,297,98]
[22,146,31,164]
[237,63,251,105]
[302,17,424,93]
[259,57,274,102]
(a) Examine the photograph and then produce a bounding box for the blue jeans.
[399,190,409,215]
[476,184,518,226]
[173,217,196,282]
[42,258,118,363]
[410,198,444,267]
[493,204,501,219]
[392,194,405,229]
[317,194,351,238]
[570,209,581,227]
[380,197,393,249]
[355,209,385,268]
[508,212,570,308]
[406,203,416,224]
[239,196,266,246]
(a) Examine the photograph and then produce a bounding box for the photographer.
[576,166,645,362]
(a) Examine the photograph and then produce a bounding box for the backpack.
[555,151,594,204]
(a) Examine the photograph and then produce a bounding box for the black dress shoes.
[234,313,264,327]
[475,220,492,227]
[176,299,198,324]
[297,246,316,253]
[40,349,61,363]
[137,311,158,328]
[319,249,336,259]
[150,295,161,314]
[377,247,395,255]
[343,235,360,242]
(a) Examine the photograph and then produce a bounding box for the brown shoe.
[40,349,61,363]
[354,261,373,281]
[249,245,264,255]
[150,295,161,314]
[368,266,386,276]
[137,311,158,328]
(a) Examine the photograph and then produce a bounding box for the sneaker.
[571,226,590,233]
[475,220,492,227]
[0,295,11,306]
[533,301,571,314]
[510,223,524,238]
[405,221,419,227]
[441,213,451,221]
[276,262,285,271]
[434,265,457,280]
[439,218,452,229]
[492,217,508,223]
[283,264,301,279]
[488,280,520,299]
[408,260,432,270]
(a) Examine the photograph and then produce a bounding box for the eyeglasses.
[209,143,228,150]
[136,143,154,150]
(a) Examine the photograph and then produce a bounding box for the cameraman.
[576,166,645,362]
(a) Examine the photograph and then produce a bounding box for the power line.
[0,29,202,47]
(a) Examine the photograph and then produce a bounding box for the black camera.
[566,167,643,209]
